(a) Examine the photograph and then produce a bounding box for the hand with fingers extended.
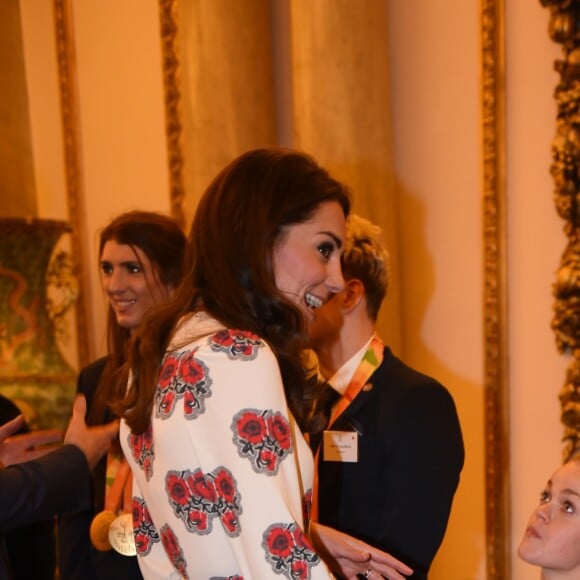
[64,395,119,470]
[310,522,413,580]
[0,415,63,468]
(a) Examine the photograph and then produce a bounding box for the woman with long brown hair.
[111,149,412,579]
[59,210,186,580]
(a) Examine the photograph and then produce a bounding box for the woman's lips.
[112,298,136,312]
[525,525,541,539]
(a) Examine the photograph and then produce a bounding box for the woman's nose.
[326,261,345,293]
[104,269,125,293]
[535,503,551,523]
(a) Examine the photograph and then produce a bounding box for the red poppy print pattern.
[231,408,293,475]
[155,348,212,420]
[160,524,188,579]
[127,422,154,480]
[262,522,320,579]
[165,466,242,537]
[132,497,160,556]
[209,329,263,360]
[120,314,327,578]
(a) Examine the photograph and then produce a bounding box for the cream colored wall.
[24,0,570,577]
[388,1,485,577]
[506,1,567,578]
[19,0,66,218]
[72,0,171,356]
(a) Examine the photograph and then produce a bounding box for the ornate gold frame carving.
[539,0,580,460]
[158,0,186,231]
[53,0,92,366]
[482,0,510,578]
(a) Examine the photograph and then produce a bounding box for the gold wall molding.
[158,0,186,231]
[481,0,510,578]
[540,0,580,459]
[53,0,92,366]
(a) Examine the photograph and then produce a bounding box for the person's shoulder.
[380,347,439,384]
[201,327,273,363]
[79,356,108,376]
[79,356,108,384]
[378,347,455,402]
[171,315,270,357]
[78,356,107,379]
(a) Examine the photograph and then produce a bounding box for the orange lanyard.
[310,334,384,523]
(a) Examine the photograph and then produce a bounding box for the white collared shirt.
[327,335,374,397]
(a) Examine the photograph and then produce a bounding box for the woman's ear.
[343,279,365,312]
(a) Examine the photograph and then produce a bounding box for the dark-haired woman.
[111,150,412,579]
[59,211,186,580]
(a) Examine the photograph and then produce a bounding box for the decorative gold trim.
[158,0,186,231]
[481,0,510,578]
[53,0,93,366]
[539,0,580,460]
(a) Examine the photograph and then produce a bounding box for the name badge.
[322,430,358,462]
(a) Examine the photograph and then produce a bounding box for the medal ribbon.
[90,452,134,553]
[104,452,132,514]
[310,333,384,523]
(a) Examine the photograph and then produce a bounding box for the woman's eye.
[100,263,113,275]
[318,242,333,260]
[562,500,575,514]
[128,263,142,274]
[540,490,550,503]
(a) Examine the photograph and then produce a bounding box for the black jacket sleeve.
[0,445,91,532]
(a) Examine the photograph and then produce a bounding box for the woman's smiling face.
[100,240,173,333]
[272,200,346,323]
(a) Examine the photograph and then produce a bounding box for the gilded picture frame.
[53,0,92,366]
[481,0,510,578]
[538,0,580,461]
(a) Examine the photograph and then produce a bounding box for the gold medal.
[90,510,117,551]
[91,455,135,554]
[108,512,137,556]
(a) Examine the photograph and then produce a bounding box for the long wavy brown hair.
[110,148,351,435]
[90,211,186,424]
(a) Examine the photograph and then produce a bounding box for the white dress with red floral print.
[120,312,332,580]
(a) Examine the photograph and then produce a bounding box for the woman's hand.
[310,521,413,579]
[64,395,119,470]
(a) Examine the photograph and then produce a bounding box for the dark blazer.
[0,394,57,580]
[0,445,91,579]
[315,347,464,580]
[0,445,90,532]
[58,357,142,580]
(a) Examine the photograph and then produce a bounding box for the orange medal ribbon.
[105,454,131,513]
[89,452,133,553]
[310,333,384,523]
